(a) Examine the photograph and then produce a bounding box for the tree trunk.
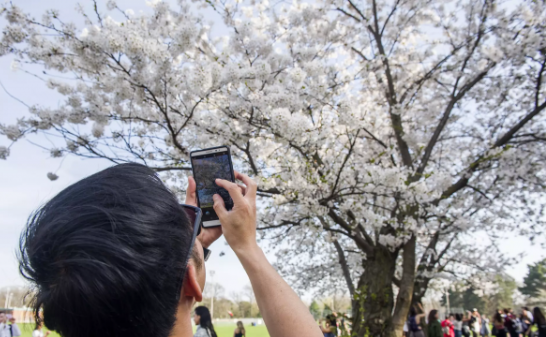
[352,246,397,337]
[386,236,416,337]
[411,275,430,308]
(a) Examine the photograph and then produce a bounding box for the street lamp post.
[210,270,215,319]
[4,288,10,308]
[445,286,451,315]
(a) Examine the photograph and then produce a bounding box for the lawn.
[18,324,61,337]
[18,323,270,337]
[213,323,270,337]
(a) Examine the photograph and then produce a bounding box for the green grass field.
[19,324,60,337]
[18,323,269,337]
[213,324,269,337]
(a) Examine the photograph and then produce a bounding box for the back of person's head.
[456,313,462,321]
[534,307,545,325]
[195,306,217,337]
[504,308,511,314]
[236,321,244,329]
[410,307,417,317]
[19,163,196,337]
[494,312,502,322]
[428,310,438,323]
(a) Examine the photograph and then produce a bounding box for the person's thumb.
[213,194,228,219]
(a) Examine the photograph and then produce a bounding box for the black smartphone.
[190,146,235,227]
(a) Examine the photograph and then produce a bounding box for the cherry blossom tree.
[1,0,545,336]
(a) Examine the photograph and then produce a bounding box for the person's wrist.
[232,241,260,257]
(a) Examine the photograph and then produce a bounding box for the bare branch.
[332,239,356,296]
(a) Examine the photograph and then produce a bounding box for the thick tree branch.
[414,67,492,180]
[350,46,369,61]
[347,0,368,21]
[362,127,388,148]
[412,2,492,179]
[331,130,359,195]
[364,0,412,168]
[435,99,546,202]
[326,210,375,256]
[336,7,361,23]
[347,210,376,247]
[332,239,356,296]
[380,0,401,38]
[152,166,191,172]
[257,187,281,195]
[494,100,546,148]
[535,57,546,108]
[233,141,260,176]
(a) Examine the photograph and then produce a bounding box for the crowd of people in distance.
[319,312,352,337]
[405,306,546,337]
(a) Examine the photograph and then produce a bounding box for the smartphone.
[190,146,235,227]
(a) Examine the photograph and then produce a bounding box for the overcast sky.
[1,0,545,303]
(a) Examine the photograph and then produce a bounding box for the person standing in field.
[33,322,51,337]
[0,312,21,337]
[522,307,533,325]
[428,310,443,337]
[526,307,546,337]
[193,306,217,337]
[234,321,245,337]
[320,315,337,337]
[442,314,455,337]
[470,309,482,337]
[504,309,518,337]
[493,312,507,337]
[407,304,426,337]
[480,315,491,337]
[454,314,464,337]
[462,311,472,337]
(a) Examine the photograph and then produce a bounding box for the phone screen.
[191,148,234,224]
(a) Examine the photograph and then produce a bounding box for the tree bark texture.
[386,236,416,337]
[352,246,397,337]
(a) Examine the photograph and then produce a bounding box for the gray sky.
[0,1,545,302]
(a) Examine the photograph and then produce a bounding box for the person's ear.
[182,263,203,302]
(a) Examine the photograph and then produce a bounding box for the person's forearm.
[236,245,322,337]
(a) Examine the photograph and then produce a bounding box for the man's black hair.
[19,163,193,337]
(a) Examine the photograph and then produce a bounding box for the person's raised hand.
[185,176,222,248]
[213,171,257,254]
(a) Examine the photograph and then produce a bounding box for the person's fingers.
[234,171,257,199]
[215,178,245,204]
[212,194,228,219]
[197,225,223,248]
[185,176,197,207]
[237,183,247,196]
